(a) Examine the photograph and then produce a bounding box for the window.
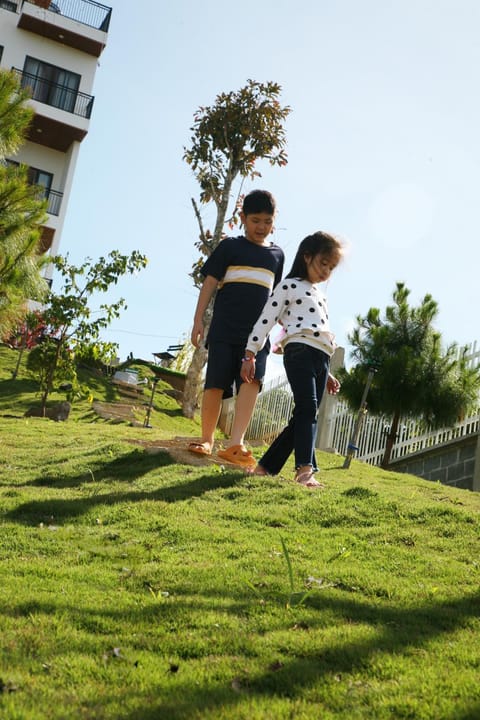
[22,57,81,114]
[28,166,54,195]
[4,159,61,214]
[0,2,17,13]
[5,159,52,191]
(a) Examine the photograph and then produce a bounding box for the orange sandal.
[217,445,256,468]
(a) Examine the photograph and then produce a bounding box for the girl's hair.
[242,189,276,216]
[286,231,343,280]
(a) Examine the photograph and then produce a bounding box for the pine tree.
[339,283,480,466]
[0,69,49,339]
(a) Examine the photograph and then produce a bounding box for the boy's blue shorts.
[204,342,268,399]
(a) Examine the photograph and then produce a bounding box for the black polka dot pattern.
[246,278,335,357]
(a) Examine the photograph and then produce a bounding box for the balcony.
[14,68,94,118]
[18,0,112,57]
[25,181,63,216]
[13,67,93,150]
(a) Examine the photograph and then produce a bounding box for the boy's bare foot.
[188,442,212,456]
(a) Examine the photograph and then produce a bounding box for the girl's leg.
[285,345,329,473]
[255,345,329,477]
[256,420,296,475]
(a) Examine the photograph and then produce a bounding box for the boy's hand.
[240,357,256,383]
[327,373,341,395]
[191,321,204,348]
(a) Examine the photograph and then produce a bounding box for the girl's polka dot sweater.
[246,278,336,357]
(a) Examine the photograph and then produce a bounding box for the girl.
[240,231,343,488]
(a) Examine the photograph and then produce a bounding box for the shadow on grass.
[2,588,479,719]
[121,589,480,719]
[6,466,241,524]
[26,450,174,489]
[0,377,39,412]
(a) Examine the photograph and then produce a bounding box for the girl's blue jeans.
[259,343,330,475]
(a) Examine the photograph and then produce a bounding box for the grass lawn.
[0,346,479,719]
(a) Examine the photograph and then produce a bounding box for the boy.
[188,189,284,467]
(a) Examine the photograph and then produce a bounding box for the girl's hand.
[327,373,341,395]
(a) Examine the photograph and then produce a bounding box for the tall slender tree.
[181,79,291,418]
[0,69,49,339]
[339,283,480,467]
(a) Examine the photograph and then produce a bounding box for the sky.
[60,0,480,375]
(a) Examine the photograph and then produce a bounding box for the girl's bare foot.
[294,470,325,489]
[245,464,269,476]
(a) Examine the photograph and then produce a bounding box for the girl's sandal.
[245,464,269,476]
[295,471,325,489]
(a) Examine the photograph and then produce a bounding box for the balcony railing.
[23,0,112,31]
[33,186,64,215]
[13,68,94,119]
[45,188,63,215]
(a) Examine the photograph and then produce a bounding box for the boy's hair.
[242,189,276,216]
[286,231,343,279]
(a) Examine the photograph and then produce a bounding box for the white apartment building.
[0,0,111,282]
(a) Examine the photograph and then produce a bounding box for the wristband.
[242,356,255,363]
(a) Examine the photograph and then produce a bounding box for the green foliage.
[0,69,34,158]
[26,251,148,410]
[0,70,49,338]
[26,338,75,389]
[185,79,290,206]
[184,79,290,286]
[339,283,480,465]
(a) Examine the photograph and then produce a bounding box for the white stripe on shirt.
[218,265,275,291]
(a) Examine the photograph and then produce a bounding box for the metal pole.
[143,377,159,429]
[343,367,376,469]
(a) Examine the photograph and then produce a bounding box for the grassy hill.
[0,346,479,719]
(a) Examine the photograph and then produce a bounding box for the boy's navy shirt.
[201,235,284,345]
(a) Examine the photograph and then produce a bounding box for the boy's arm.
[191,275,219,348]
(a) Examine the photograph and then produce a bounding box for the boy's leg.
[189,341,234,455]
[199,387,224,451]
[224,344,268,450]
[227,380,260,448]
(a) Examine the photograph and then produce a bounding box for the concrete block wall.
[389,433,479,492]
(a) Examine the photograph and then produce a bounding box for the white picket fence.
[221,341,480,466]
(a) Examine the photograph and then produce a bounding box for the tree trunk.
[381,410,400,468]
[181,299,213,418]
[181,342,208,419]
[12,343,25,380]
[41,340,62,414]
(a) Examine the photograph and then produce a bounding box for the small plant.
[279,535,313,609]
